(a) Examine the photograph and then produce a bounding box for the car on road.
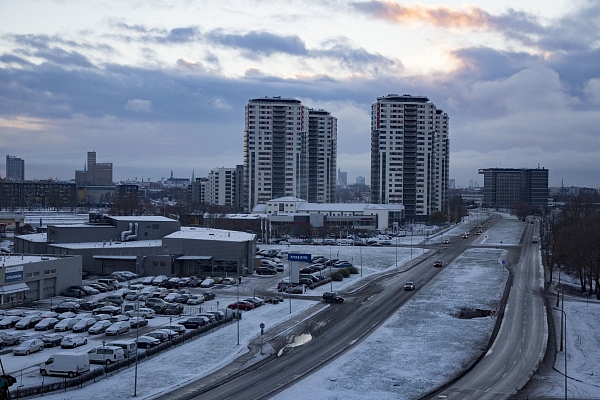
[443,239,450,244]
[88,320,113,335]
[34,318,60,331]
[462,233,468,239]
[15,315,43,330]
[137,335,161,349]
[105,321,130,336]
[323,292,344,303]
[129,317,148,329]
[433,260,443,268]
[60,334,87,348]
[256,267,277,275]
[41,333,64,348]
[227,301,254,311]
[13,339,44,355]
[403,281,416,291]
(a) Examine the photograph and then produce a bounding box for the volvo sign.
[287,253,311,262]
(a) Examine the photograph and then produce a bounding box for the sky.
[1,0,599,188]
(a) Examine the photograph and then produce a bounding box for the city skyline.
[1,1,599,188]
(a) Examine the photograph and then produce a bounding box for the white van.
[87,346,125,365]
[109,339,137,358]
[40,352,90,378]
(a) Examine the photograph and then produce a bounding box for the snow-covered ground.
[4,212,599,399]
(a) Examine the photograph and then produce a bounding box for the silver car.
[13,339,44,356]
[105,321,130,336]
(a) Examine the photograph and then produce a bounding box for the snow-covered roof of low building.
[109,216,177,222]
[252,204,267,213]
[297,203,370,213]
[224,214,265,220]
[48,239,163,250]
[269,197,306,202]
[0,254,61,266]
[15,233,48,242]
[164,227,255,242]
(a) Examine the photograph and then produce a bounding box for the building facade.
[207,167,238,207]
[6,155,25,181]
[75,151,113,186]
[478,168,549,209]
[244,97,310,211]
[0,180,77,210]
[370,94,449,222]
[308,109,337,203]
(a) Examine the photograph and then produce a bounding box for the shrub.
[340,268,351,278]
[348,266,359,274]
[330,270,344,281]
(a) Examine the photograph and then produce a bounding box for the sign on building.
[5,266,24,283]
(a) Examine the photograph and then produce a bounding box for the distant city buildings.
[243,97,337,212]
[75,151,113,186]
[5,155,25,181]
[356,176,365,186]
[370,94,449,222]
[337,168,347,187]
[478,168,549,209]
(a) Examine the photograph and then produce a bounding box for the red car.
[227,301,254,311]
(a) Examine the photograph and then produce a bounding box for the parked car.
[13,339,44,355]
[163,303,184,316]
[256,267,277,275]
[57,311,78,320]
[88,320,113,335]
[151,275,168,286]
[197,313,216,324]
[125,307,155,319]
[208,311,226,321]
[42,333,64,348]
[0,316,22,329]
[109,315,130,324]
[129,317,148,329]
[186,278,199,287]
[179,317,208,329]
[0,332,24,346]
[15,315,43,330]
[61,288,85,298]
[136,335,161,349]
[54,318,78,332]
[72,318,97,333]
[35,318,60,331]
[51,302,80,313]
[80,301,107,311]
[202,291,216,301]
[145,330,169,342]
[87,283,108,293]
[403,281,416,291]
[163,293,179,303]
[243,298,264,308]
[162,325,186,335]
[105,321,130,336]
[142,276,155,285]
[124,291,140,301]
[81,285,100,295]
[39,311,59,319]
[88,346,125,365]
[154,329,178,340]
[200,278,215,288]
[100,295,124,306]
[175,294,191,304]
[227,301,254,311]
[93,306,121,316]
[186,295,204,305]
[60,334,88,348]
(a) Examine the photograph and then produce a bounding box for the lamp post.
[329,244,333,291]
[360,244,363,277]
[553,307,568,400]
[237,276,240,345]
[134,299,140,397]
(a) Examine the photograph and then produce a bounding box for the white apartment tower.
[371,94,449,222]
[308,109,337,203]
[207,167,237,207]
[243,97,308,211]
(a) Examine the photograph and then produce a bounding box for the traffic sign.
[288,253,311,262]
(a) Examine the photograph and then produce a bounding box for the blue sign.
[5,266,24,283]
[288,253,311,262]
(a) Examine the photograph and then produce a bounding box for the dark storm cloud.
[205,30,308,58]
[34,47,95,68]
[0,54,33,67]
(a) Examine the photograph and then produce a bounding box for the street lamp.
[237,276,240,345]
[553,307,568,400]
[134,299,140,397]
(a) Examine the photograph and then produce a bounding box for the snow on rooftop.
[109,216,177,222]
[165,227,255,242]
[14,232,47,242]
[0,254,59,265]
[49,239,163,250]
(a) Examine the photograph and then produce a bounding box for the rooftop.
[164,227,255,242]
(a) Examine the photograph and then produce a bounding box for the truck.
[40,352,90,378]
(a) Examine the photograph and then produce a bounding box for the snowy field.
[5,211,599,399]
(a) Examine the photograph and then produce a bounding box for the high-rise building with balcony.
[371,94,449,222]
[308,109,337,203]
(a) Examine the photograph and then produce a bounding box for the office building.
[75,151,113,186]
[478,168,549,209]
[207,167,238,207]
[308,109,337,203]
[190,177,208,204]
[6,155,25,181]
[371,94,449,222]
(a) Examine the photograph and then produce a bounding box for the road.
[429,218,547,399]
[156,216,503,400]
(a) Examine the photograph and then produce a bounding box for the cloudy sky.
[1,0,599,188]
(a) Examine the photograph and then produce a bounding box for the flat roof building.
[478,168,549,209]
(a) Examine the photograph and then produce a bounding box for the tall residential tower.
[371,94,449,222]
[243,97,337,211]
